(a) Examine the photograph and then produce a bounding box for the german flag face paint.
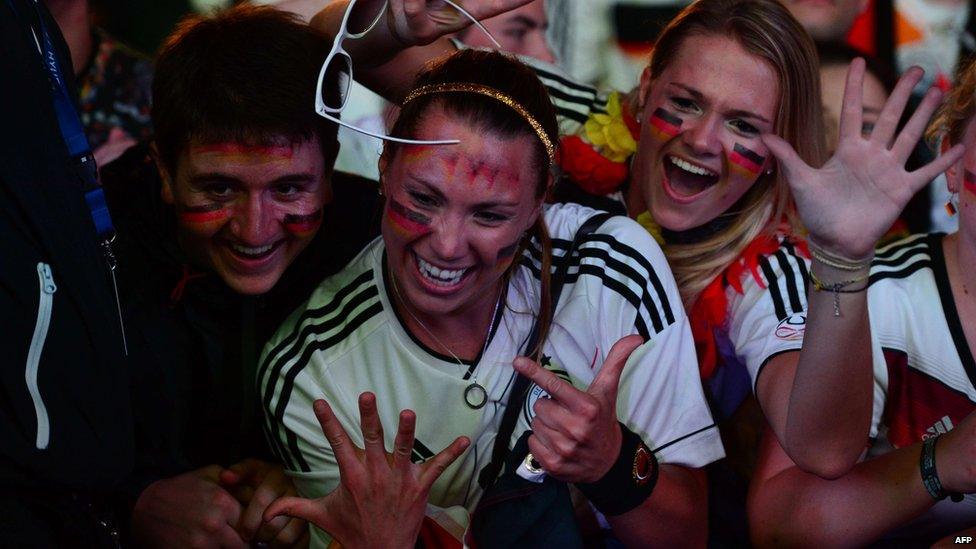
[729,143,765,178]
[283,209,323,238]
[964,170,976,198]
[387,198,432,238]
[178,203,229,233]
[649,108,682,142]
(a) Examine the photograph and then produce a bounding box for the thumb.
[588,334,643,400]
[263,496,326,528]
[760,133,808,186]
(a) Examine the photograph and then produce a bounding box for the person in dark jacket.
[0,0,133,546]
[98,5,380,547]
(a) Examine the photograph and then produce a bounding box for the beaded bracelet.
[809,270,869,317]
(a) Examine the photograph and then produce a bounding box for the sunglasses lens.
[321,54,352,111]
[346,0,386,37]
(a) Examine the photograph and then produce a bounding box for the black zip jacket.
[0,0,134,545]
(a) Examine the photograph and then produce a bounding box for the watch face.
[632,444,654,486]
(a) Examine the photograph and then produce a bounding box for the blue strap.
[6,0,114,239]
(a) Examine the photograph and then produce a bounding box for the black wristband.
[575,423,658,516]
[920,435,964,503]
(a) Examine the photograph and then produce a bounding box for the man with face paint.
[97,5,380,546]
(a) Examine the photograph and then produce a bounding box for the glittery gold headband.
[401,83,556,162]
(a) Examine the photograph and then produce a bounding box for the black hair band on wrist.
[920,435,964,503]
[575,422,658,516]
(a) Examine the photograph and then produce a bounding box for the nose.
[428,215,466,261]
[682,114,722,157]
[229,195,271,244]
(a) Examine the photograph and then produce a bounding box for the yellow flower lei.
[582,92,638,163]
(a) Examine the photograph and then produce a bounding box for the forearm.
[607,465,708,547]
[308,0,453,101]
[785,259,874,477]
[749,439,933,547]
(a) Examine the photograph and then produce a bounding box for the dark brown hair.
[386,49,559,358]
[152,4,340,174]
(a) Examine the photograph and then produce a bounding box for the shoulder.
[869,233,937,288]
[534,204,681,338]
[867,233,942,337]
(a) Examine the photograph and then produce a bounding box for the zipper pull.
[99,238,128,357]
[38,263,57,294]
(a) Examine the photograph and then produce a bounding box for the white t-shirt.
[259,203,723,546]
[864,233,976,541]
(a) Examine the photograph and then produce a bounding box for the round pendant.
[464,382,488,409]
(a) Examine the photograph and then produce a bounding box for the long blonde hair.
[927,54,976,147]
[645,0,826,307]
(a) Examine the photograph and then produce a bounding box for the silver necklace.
[389,272,502,410]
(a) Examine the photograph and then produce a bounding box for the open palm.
[764,60,964,259]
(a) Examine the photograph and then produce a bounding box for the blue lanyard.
[6,0,114,240]
[6,0,127,354]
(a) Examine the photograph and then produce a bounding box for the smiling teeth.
[231,242,273,257]
[417,256,467,286]
[670,156,717,176]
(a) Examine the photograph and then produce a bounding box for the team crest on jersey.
[775,313,806,341]
[522,355,572,422]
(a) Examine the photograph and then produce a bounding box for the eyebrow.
[671,83,772,124]
[407,178,520,209]
[509,15,545,29]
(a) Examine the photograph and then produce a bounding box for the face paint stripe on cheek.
[649,108,682,141]
[495,239,521,263]
[729,143,765,177]
[387,198,432,236]
[283,209,323,237]
[965,170,976,197]
[179,203,230,225]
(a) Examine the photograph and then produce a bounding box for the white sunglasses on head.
[315,0,501,145]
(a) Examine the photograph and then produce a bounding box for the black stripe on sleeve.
[874,233,928,260]
[783,241,809,296]
[871,245,930,269]
[257,269,374,394]
[773,249,804,314]
[262,283,381,471]
[555,106,589,125]
[582,233,676,325]
[868,259,932,286]
[271,301,385,472]
[532,65,603,97]
[759,256,788,321]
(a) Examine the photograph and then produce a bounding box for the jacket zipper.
[26,262,56,450]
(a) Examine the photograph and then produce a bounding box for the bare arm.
[608,465,708,547]
[749,409,976,547]
[758,62,963,478]
[306,0,529,102]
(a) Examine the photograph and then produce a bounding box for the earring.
[945,192,959,216]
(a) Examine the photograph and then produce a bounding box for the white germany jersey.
[722,238,810,418]
[259,203,723,545]
[862,233,976,540]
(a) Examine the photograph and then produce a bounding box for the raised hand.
[385,0,532,47]
[512,334,644,483]
[218,459,306,547]
[263,393,470,549]
[762,59,965,259]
